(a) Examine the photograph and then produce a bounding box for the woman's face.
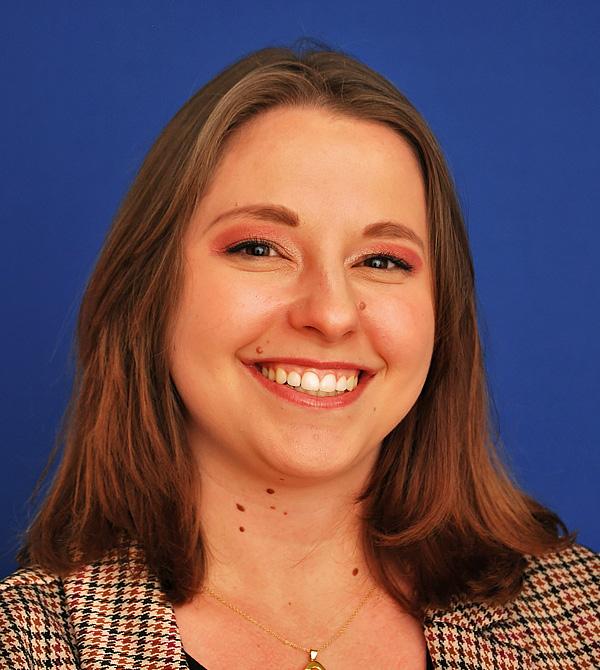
[169,107,435,481]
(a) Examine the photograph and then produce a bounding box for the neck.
[193,439,378,612]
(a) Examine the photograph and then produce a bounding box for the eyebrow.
[208,203,425,253]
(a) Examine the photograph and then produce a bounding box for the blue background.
[1,1,598,578]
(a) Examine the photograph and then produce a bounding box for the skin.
[171,106,435,667]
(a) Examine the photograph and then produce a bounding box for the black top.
[185,653,208,670]
[185,649,434,668]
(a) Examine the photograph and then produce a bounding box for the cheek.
[171,266,282,355]
[363,291,435,369]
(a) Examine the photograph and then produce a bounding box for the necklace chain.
[202,584,377,654]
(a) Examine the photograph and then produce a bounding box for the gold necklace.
[202,584,377,669]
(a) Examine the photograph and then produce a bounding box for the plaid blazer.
[0,542,598,669]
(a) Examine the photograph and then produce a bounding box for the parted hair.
[18,40,573,615]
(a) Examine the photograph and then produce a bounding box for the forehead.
[195,106,427,241]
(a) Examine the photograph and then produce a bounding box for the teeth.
[257,365,361,395]
[295,387,338,397]
[319,373,337,392]
[301,371,320,391]
[287,371,301,387]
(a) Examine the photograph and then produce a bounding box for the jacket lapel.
[424,599,537,669]
[63,544,187,670]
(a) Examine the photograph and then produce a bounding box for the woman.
[0,43,597,669]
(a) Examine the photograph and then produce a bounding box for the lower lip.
[245,364,372,409]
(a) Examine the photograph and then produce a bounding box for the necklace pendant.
[304,649,326,670]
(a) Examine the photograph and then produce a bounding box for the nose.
[287,264,360,343]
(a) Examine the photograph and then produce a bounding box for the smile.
[245,360,372,409]
[258,364,360,396]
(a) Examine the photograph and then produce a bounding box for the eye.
[361,254,414,272]
[225,238,279,257]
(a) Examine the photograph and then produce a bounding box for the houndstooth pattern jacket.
[0,542,598,669]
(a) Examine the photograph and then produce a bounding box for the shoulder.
[510,543,599,651]
[0,565,67,629]
[425,543,599,669]
[498,543,598,666]
[520,542,598,606]
[0,566,79,668]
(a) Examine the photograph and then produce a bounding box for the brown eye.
[226,239,278,257]
[362,255,414,272]
[244,243,271,256]
[365,256,392,270]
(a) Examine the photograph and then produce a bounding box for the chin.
[254,432,378,482]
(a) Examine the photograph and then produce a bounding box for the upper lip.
[242,356,377,375]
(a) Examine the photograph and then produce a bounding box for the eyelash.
[225,238,415,273]
[226,238,280,257]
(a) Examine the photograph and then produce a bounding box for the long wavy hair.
[18,41,573,615]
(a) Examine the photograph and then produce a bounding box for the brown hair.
[18,41,573,615]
